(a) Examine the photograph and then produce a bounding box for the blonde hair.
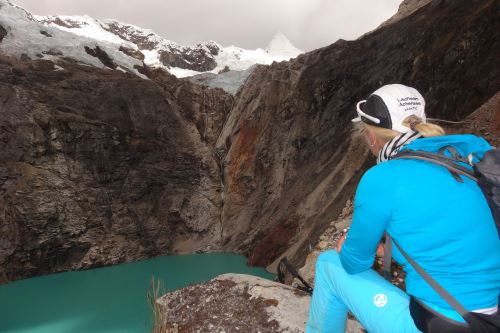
[363,115,445,141]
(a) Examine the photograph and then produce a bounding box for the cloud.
[11,0,402,51]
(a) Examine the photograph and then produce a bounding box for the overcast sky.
[12,0,403,51]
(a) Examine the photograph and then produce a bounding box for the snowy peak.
[266,32,302,59]
[0,1,303,79]
[0,0,146,76]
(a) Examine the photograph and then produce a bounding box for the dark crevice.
[0,25,7,43]
[84,45,117,69]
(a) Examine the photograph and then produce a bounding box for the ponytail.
[362,115,446,143]
[403,115,445,138]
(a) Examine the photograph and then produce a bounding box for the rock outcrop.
[158,273,365,333]
[378,0,432,29]
[103,20,220,72]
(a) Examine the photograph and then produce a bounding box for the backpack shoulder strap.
[393,149,477,182]
[391,238,500,332]
[390,238,469,317]
[383,233,393,281]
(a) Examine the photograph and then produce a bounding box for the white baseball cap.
[351,84,426,133]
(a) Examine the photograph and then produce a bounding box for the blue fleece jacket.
[340,134,500,320]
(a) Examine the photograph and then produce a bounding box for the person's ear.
[367,129,376,147]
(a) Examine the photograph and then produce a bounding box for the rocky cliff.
[0,57,233,283]
[0,0,499,284]
[217,0,500,270]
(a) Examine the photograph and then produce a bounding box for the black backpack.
[386,146,500,333]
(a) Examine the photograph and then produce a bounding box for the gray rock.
[157,273,365,332]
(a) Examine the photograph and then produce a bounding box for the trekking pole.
[279,257,313,294]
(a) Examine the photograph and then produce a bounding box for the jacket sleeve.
[340,164,395,274]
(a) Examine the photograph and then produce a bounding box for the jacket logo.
[373,293,388,307]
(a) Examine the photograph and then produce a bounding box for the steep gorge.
[0,0,499,283]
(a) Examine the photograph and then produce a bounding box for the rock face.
[216,0,500,271]
[455,91,500,147]
[157,273,364,333]
[378,0,432,29]
[0,56,233,282]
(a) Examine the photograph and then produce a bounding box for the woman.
[306,84,500,333]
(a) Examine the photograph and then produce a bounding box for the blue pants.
[306,250,423,333]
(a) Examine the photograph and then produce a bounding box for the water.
[0,253,274,333]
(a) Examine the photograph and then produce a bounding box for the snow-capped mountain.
[0,1,146,77]
[265,31,302,59]
[0,0,303,78]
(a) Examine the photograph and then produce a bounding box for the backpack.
[384,145,500,333]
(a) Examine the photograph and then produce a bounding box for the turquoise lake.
[0,253,274,333]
